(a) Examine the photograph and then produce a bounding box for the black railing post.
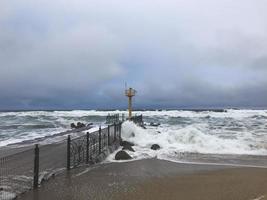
[98,126,101,154]
[114,123,116,141]
[33,144,39,189]
[67,135,71,170]
[108,125,110,146]
[119,122,122,139]
[86,132,89,163]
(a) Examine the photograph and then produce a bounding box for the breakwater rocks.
[115,151,132,160]
[115,140,135,160]
[122,145,135,152]
[115,139,161,160]
[70,122,93,129]
[151,144,160,150]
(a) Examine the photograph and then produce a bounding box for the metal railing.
[0,148,34,200]
[130,115,144,126]
[0,122,122,200]
[106,114,125,124]
[67,123,121,169]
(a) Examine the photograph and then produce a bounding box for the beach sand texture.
[18,159,267,200]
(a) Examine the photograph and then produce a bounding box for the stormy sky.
[0,0,267,110]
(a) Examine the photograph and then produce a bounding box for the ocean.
[1,109,267,166]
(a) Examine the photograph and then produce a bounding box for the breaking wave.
[120,121,267,156]
[0,109,266,150]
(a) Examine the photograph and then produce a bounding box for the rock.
[71,122,86,129]
[151,144,160,150]
[70,123,76,129]
[87,123,93,126]
[115,150,132,160]
[76,122,85,128]
[122,144,135,152]
[120,140,134,147]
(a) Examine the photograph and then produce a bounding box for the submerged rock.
[115,150,132,160]
[71,122,86,129]
[120,140,134,147]
[122,144,135,152]
[70,123,76,129]
[151,144,160,150]
[76,122,86,128]
[142,126,147,129]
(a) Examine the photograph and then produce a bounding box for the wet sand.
[18,158,267,200]
[115,166,267,200]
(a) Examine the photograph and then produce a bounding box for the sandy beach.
[115,165,267,200]
[18,158,267,200]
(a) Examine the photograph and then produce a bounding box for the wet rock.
[122,144,135,152]
[115,150,132,160]
[151,144,160,150]
[71,122,87,129]
[120,140,134,147]
[76,122,86,129]
[70,123,76,129]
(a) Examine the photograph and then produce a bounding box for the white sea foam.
[121,121,267,155]
[106,119,267,164]
[0,191,17,200]
[1,109,267,149]
[252,195,265,200]
[0,109,266,118]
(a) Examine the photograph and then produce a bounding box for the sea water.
[0,109,267,166]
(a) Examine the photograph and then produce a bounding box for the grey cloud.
[0,16,124,99]
[135,79,267,109]
[0,0,267,109]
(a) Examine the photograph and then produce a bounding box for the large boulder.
[122,144,135,152]
[120,140,134,147]
[115,150,132,160]
[151,144,160,150]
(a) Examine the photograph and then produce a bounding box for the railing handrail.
[0,119,124,200]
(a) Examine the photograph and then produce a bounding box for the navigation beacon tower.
[125,87,136,118]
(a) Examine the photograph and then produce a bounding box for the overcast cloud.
[0,0,267,110]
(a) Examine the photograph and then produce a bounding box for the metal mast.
[125,87,136,118]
